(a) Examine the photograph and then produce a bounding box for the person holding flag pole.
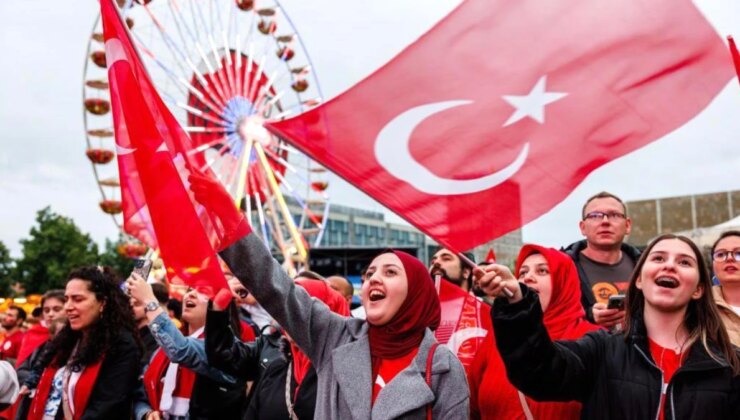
[188,171,470,419]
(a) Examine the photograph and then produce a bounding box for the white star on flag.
[502,75,567,127]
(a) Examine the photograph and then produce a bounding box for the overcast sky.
[1,0,739,258]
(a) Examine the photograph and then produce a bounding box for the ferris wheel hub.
[236,115,270,147]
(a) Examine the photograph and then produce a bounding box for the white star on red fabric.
[502,76,567,127]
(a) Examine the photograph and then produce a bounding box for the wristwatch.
[144,301,160,313]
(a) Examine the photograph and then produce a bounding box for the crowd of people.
[0,185,739,419]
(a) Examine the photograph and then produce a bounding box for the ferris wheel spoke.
[254,142,307,259]
[221,32,237,99]
[240,43,255,98]
[206,34,234,100]
[313,202,331,246]
[233,136,254,206]
[273,170,324,229]
[167,0,195,56]
[176,77,228,121]
[251,185,272,249]
[251,71,278,114]
[136,5,192,81]
[193,43,230,106]
[247,56,266,104]
[186,136,228,156]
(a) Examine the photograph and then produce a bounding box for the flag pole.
[456,251,514,298]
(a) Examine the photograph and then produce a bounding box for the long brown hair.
[624,234,740,375]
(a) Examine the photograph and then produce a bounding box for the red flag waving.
[101,0,227,291]
[266,0,732,251]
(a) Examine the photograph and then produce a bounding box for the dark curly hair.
[40,265,140,371]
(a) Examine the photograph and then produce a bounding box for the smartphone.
[607,295,625,310]
[132,258,153,280]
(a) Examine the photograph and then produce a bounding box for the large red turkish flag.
[101,0,227,291]
[266,0,732,251]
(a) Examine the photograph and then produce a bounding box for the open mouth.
[184,300,197,309]
[369,289,386,302]
[655,277,679,289]
[725,266,738,273]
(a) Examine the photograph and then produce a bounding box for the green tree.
[0,241,13,296]
[14,207,99,293]
[98,236,136,280]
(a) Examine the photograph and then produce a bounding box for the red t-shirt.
[0,329,25,362]
[371,348,419,404]
[648,338,687,420]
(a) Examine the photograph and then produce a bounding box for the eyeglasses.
[712,249,740,262]
[583,211,626,221]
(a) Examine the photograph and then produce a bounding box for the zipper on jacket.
[634,344,664,420]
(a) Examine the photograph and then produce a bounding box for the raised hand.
[477,264,523,303]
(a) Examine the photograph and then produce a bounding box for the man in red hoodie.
[0,307,25,366]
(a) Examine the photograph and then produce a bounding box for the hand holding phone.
[607,294,625,311]
[133,258,153,280]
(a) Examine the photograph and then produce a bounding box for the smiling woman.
[710,230,740,347]
[189,165,470,419]
[23,266,141,420]
[482,234,740,420]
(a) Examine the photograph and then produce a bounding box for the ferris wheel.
[83,0,330,273]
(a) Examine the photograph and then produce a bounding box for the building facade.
[305,201,522,269]
[626,189,740,247]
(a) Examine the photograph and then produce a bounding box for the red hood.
[16,324,49,367]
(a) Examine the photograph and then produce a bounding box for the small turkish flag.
[484,248,496,264]
[101,0,227,291]
[266,0,732,250]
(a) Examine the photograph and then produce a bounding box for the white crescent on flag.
[374,100,529,195]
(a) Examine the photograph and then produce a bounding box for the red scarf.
[468,245,600,419]
[28,359,104,420]
[367,250,441,372]
[143,348,197,412]
[291,279,349,390]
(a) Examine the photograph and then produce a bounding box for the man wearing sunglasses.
[562,192,641,328]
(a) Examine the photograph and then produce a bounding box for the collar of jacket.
[712,286,740,319]
[626,313,730,373]
[561,239,642,263]
[331,328,448,420]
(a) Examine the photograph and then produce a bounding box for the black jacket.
[30,331,141,420]
[561,239,641,322]
[492,284,740,420]
[188,372,246,419]
[244,345,317,420]
[205,307,282,383]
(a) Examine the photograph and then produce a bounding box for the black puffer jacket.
[493,284,740,420]
[561,239,641,322]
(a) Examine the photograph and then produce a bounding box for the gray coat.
[221,233,470,419]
